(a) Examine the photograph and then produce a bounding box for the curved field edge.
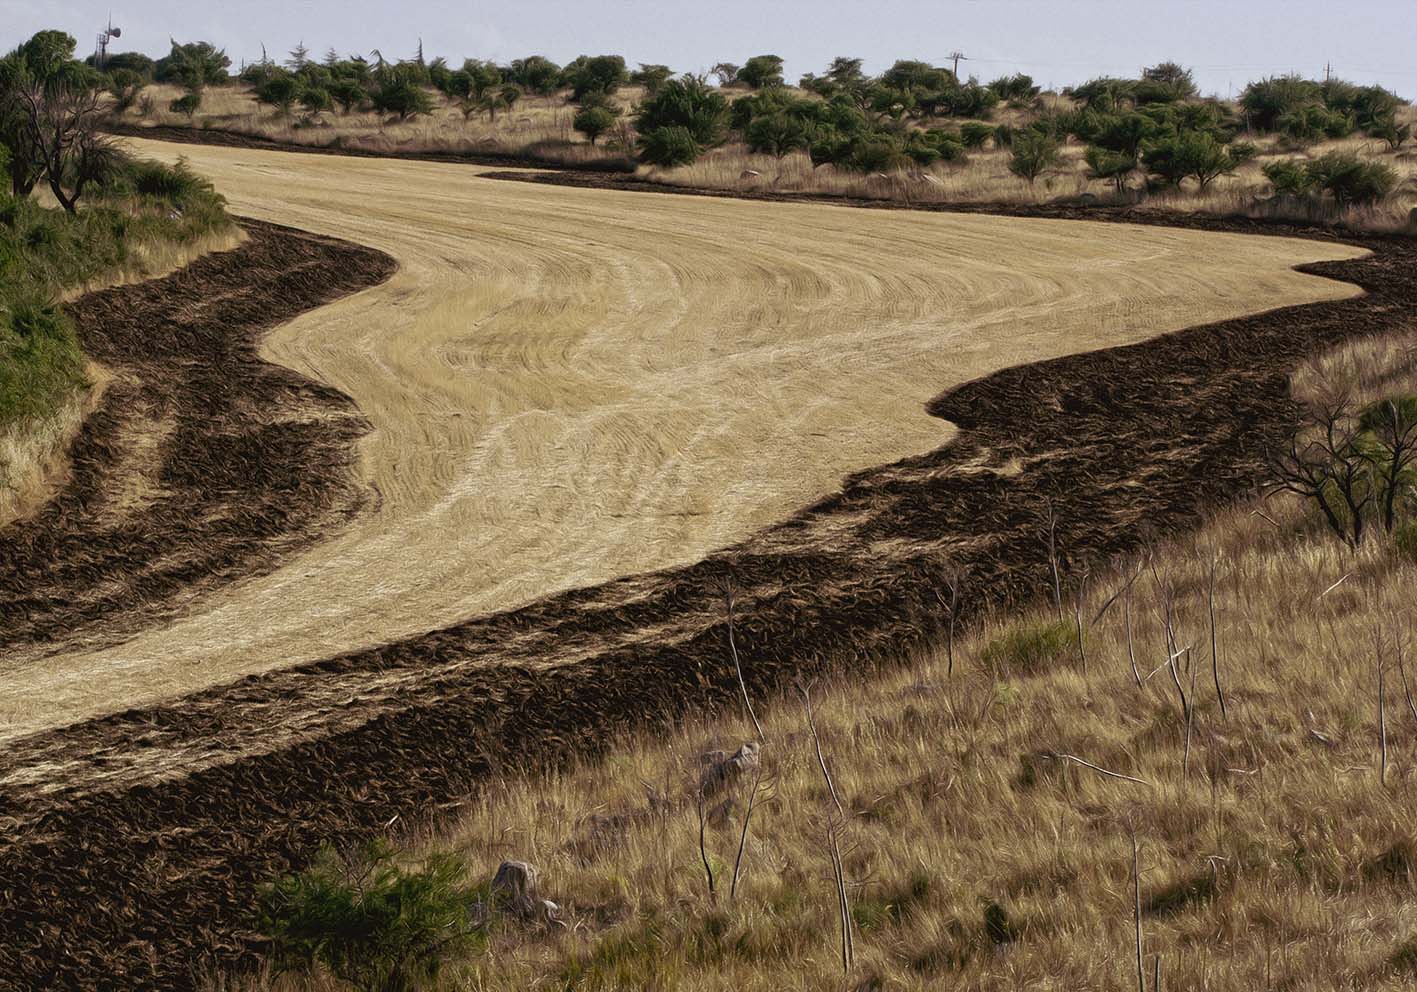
[0,206,1411,988]
[0,220,396,658]
[101,119,637,173]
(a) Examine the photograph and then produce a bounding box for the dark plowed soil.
[0,221,394,655]
[103,119,638,173]
[1,179,1414,990]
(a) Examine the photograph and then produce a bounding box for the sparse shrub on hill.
[155,40,230,86]
[255,841,487,992]
[1369,118,1412,151]
[1085,146,1137,192]
[746,112,809,159]
[1262,158,1312,196]
[987,73,1040,105]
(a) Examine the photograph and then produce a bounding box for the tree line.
[55,38,1417,203]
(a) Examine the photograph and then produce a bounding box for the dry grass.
[7,136,1363,739]
[129,83,641,167]
[227,320,1417,992]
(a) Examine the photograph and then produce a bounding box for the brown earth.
[0,176,1414,989]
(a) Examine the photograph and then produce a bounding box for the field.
[0,138,1365,738]
[4,132,1417,988]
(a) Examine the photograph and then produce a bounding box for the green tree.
[105,67,145,112]
[638,124,700,166]
[573,104,616,145]
[155,40,230,86]
[1008,129,1060,184]
[634,74,728,146]
[563,55,628,101]
[1240,75,1322,131]
[738,54,785,90]
[710,62,740,87]
[505,55,561,96]
[1084,145,1137,192]
[1142,131,1245,190]
[745,112,808,158]
[328,77,366,114]
[631,63,673,95]
[254,71,301,115]
[1305,152,1398,206]
[370,65,433,120]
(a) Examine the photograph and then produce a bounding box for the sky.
[4,0,1416,98]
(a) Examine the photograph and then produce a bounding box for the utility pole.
[947,50,968,79]
[1324,61,1332,83]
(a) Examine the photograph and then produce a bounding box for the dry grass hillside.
[121,82,1417,230]
[228,321,1417,991]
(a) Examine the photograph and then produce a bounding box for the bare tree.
[0,31,114,213]
[1269,388,1374,547]
[1362,398,1417,534]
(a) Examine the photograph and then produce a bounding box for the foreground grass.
[232,320,1417,990]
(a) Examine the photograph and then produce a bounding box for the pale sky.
[3,0,1413,99]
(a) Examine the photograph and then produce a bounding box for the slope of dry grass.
[230,322,1417,992]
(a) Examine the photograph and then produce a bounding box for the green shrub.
[1008,130,1060,184]
[1278,104,1354,144]
[960,121,994,149]
[1263,159,1312,196]
[745,112,808,158]
[638,126,700,167]
[739,54,785,90]
[980,619,1078,675]
[254,841,486,992]
[1142,131,1246,189]
[635,75,728,147]
[1085,146,1137,191]
[1241,75,1323,132]
[168,91,202,117]
[573,105,617,146]
[1305,152,1397,205]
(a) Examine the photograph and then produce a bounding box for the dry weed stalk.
[1208,555,1227,719]
[935,566,965,677]
[799,680,852,973]
[1043,499,1063,619]
[730,761,767,901]
[696,786,716,901]
[721,582,766,742]
[1376,627,1389,788]
[1132,825,1145,992]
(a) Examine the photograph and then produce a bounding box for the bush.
[168,92,202,117]
[1241,75,1323,131]
[738,54,785,90]
[960,121,994,149]
[1008,130,1060,184]
[573,105,617,146]
[1396,520,1417,563]
[563,54,628,101]
[254,842,486,992]
[981,620,1078,675]
[1305,152,1398,206]
[1142,131,1244,189]
[1369,119,1412,151]
[638,125,700,167]
[634,75,728,147]
[370,68,434,120]
[255,72,302,114]
[1277,105,1354,145]
[1085,146,1137,191]
[1263,159,1312,196]
[745,112,808,158]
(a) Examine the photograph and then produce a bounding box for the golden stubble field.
[0,138,1368,738]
